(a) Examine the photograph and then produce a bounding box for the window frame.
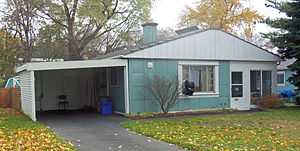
[277,71,285,86]
[178,61,219,97]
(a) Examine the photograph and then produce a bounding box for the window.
[231,72,243,97]
[250,70,273,105]
[110,68,120,86]
[277,72,285,86]
[181,65,215,93]
[262,71,272,96]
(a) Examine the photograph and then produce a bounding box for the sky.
[0,0,285,34]
[151,0,286,33]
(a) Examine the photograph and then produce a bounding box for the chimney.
[142,22,158,44]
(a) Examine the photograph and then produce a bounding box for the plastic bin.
[100,97,113,115]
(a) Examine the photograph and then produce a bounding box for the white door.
[230,70,251,110]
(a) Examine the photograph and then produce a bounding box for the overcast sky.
[0,0,285,34]
[151,0,286,33]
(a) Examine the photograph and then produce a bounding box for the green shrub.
[0,79,6,88]
[296,96,300,105]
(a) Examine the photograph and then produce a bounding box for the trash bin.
[100,97,112,115]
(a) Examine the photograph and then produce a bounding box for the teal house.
[17,23,280,121]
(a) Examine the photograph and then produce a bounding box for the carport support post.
[124,65,129,114]
[30,71,37,121]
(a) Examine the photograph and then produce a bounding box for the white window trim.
[277,71,285,86]
[178,61,219,98]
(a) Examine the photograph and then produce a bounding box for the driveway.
[39,112,183,151]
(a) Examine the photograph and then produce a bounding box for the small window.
[277,72,285,86]
[111,68,120,86]
[231,72,243,97]
[232,85,243,97]
[232,72,243,84]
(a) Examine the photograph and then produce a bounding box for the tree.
[146,75,180,113]
[0,30,22,79]
[36,0,152,60]
[33,24,66,59]
[180,0,263,39]
[264,0,300,88]
[2,0,39,62]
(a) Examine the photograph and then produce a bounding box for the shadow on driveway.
[38,111,183,151]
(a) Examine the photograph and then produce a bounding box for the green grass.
[122,107,300,151]
[0,108,75,151]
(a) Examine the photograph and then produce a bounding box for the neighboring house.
[16,23,280,121]
[277,59,297,99]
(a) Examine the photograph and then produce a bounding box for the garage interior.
[34,67,125,119]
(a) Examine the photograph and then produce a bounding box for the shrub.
[0,79,6,88]
[257,94,283,109]
[296,96,300,105]
[146,75,180,114]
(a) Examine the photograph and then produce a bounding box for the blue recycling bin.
[100,97,113,115]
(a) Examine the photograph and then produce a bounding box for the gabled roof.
[96,29,279,62]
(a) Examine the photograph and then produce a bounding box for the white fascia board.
[16,64,28,73]
[16,58,127,72]
[122,56,279,62]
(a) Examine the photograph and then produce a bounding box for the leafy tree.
[180,0,263,39]
[0,30,22,80]
[2,0,39,62]
[33,24,66,59]
[36,0,152,60]
[264,0,300,88]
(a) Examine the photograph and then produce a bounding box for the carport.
[16,58,129,121]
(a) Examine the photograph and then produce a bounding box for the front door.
[231,71,244,109]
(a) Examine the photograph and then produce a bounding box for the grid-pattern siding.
[128,59,231,113]
[19,71,36,121]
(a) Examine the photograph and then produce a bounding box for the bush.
[258,94,283,109]
[0,79,6,88]
[296,96,300,105]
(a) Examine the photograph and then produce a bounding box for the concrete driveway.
[39,112,183,151]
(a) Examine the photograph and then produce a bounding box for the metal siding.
[109,67,126,113]
[128,59,231,113]
[19,71,36,121]
[125,30,278,61]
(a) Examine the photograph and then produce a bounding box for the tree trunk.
[65,31,82,60]
[65,42,81,60]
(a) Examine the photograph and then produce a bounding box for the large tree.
[36,0,152,60]
[265,0,300,88]
[180,0,263,39]
[33,24,66,60]
[0,30,22,79]
[2,0,39,62]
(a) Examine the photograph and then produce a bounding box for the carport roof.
[16,58,127,73]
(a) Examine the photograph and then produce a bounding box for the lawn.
[0,108,74,151]
[122,107,300,151]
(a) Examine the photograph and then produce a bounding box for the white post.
[124,65,130,114]
[31,71,37,121]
